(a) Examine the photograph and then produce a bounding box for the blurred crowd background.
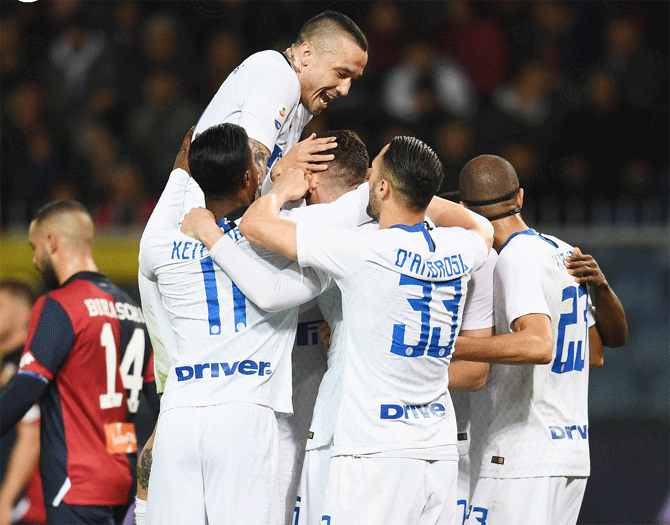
[1,0,668,229]
[1,1,668,523]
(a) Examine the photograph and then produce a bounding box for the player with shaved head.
[452,155,628,525]
[0,200,159,525]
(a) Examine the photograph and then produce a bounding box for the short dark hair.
[188,123,251,199]
[381,136,444,211]
[0,279,38,307]
[315,130,369,189]
[296,11,368,53]
[32,200,90,227]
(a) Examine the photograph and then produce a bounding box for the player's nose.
[336,78,352,97]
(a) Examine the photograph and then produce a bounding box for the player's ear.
[299,41,312,66]
[308,172,319,192]
[365,168,372,182]
[516,188,524,208]
[46,232,58,255]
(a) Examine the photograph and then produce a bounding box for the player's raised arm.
[426,196,493,252]
[565,247,627,368]
[239,167,311,260]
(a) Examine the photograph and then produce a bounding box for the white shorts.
[466,476,587,525]
[295,443,332,525]
[321,455,458,525]
[146,403,282,525]
[455,453,470,525]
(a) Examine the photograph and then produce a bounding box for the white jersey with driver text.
[297,221,489,458]
[476,229,596,479]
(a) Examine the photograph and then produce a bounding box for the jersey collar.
[217,205,248,234]
[389,221,435,252]
[499,228,557,252]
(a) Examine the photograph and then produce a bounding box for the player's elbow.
[590,354,604,369]
[605,327,628,348]
[533,336,553,364]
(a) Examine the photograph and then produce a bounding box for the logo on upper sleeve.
[275,103,288,130]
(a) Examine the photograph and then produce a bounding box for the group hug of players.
[0,10,627,525]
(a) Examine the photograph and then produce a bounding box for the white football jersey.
[297,221,489,458]
[194,50,311,164]
[451,249,497,458]
[477,229,596,478]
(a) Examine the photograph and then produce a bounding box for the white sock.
[135,495,147,525]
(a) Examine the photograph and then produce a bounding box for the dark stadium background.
[0,1,667,523]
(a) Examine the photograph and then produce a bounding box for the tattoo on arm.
[250,138,270,182]
[138,446,153,491]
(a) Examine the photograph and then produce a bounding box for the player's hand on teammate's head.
[270,167,312,203]
[270,133,337,182]
[181,207,217,242]
[174,126,195,173]
[565,247,608,289]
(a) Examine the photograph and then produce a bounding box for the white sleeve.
[208,235,332,312]
[237,59,300,153]
[142,169,192,235]
[139,169,206,280]
[138,271,173,394]
[461,249,497,331]
[495,251,551,330]
[283,183,373,228]
[296,223,367,279]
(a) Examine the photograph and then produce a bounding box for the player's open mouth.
[319,91,335,107]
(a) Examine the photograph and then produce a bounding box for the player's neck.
[492,214,529,251]
[56,252,99,285]
[378,205,426,230]
[284,47,300,74]
[205,195,251,224]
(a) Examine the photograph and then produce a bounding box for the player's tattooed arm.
[250,138,271,184]
[136,424,157,499]
[138,446,152,492]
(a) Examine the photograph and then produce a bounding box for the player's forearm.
[209,236,324,310]
[250,138,271,183]
[592,283,628,347]
[0,376,46,435]
[0,422,40,510]
[454,332,551,364]
[240,194,298,260]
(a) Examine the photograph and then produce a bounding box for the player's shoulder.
[241,50,295,79]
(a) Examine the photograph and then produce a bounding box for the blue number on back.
[552,284,587,374]
[200,257,247,334]
[390,275,462,358]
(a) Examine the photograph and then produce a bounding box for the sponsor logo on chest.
[175,360,272,381]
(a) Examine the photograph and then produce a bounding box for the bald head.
[459,155,521,218]
[31,200,94,250]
